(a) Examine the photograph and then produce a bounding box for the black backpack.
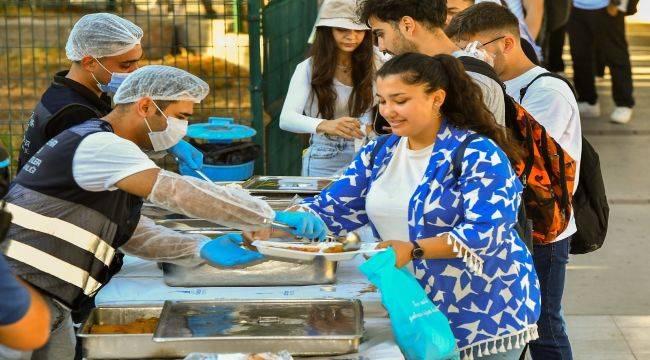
[520,73,609,254]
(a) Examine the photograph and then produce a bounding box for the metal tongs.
[267,219,361,251]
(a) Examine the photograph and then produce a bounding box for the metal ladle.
[340,232,361,251]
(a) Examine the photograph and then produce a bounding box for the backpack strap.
[519,72,576,103]
[368,135,391,170]
[452,133,482,179]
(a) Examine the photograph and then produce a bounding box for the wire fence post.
[247,0,265,174]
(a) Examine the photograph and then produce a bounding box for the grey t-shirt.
[466,71,506,126]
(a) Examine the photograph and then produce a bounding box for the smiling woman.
[297,53,539,360]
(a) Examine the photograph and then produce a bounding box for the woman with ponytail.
[296,53,540,359]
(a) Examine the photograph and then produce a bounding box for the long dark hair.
[309,27,375,119]
[377,52,524,163]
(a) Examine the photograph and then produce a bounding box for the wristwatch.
[411,240,425,260]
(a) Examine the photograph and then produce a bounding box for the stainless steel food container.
[153,299,364,357]
[144,197,338,287]
[241,176,335,194]
[162,255,337,287]
[77,306,178,359]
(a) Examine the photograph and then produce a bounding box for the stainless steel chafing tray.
[241,176,335,194]
[144,200,339,287]
[162,255,337,287]
[152,299,364,357]
[78,306,176,359]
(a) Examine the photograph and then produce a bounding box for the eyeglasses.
[478,36,506,48]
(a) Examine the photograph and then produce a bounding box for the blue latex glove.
[169,140,204,170]
[200,234,264,267]
[274,211,327,241]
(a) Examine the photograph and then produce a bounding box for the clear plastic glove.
[121,215,209,267]
[455,41,495,67]
[274,211,327,241]
[148,170,275,231]
[199,233,264,267]
[169,140,204,170]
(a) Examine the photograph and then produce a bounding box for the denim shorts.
[301,134,355,177]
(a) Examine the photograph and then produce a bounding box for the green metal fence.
[261,0,317,175]
[0,0,316,177]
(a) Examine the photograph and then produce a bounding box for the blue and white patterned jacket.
[301,120,541,358]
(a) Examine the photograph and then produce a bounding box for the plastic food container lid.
[187,117,256,141]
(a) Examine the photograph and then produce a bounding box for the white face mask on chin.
[144,101,188,152]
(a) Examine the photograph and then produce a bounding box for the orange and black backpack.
[459,57,577,245]
[373,56,578,246]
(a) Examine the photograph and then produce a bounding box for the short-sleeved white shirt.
[72,132,159,192]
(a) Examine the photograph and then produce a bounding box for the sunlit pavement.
[544,13,650,360]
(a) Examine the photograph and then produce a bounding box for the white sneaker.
[610,107,633,124]
[578,102,601,118]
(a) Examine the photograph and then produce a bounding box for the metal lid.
[241,176,335,194]
[187,117,256,141]
[153,299,363,341]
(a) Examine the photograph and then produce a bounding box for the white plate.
[252,241,385,262]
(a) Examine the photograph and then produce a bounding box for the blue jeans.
[529,237,573,360]
[301,134,355,177]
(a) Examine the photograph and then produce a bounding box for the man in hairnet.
[2,65,327,359]
[18,13,204,171]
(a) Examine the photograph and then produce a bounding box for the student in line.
[567,0,635,124]
[358,0,506,126]
[447,4,582,358]
[280,0,375,176]
[445,0,542,63]
[297,53,541,360]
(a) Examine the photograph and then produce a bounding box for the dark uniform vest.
[18,72,111,169]
[3,119,143,310]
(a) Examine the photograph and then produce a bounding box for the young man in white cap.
[2,65,327,359]
[18,13,204,171]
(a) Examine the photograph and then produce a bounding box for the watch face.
[412,247,425,259]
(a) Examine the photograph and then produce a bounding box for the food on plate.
[323,244,344,253]
[284,245,321,253]
[265,243,348,253]
[90,317,159,334]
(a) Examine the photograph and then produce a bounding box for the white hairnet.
[113,65,210,104]
[66,13,143,61]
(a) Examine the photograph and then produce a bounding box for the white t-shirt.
[366,137,434,241]
[72,132,159,192]
[504,66,582,242]
[279,58,373,135]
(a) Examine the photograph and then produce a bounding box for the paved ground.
[547,20,650,360]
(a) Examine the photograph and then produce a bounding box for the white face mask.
[144,101,188,152]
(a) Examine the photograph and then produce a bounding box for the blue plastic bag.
[359,248,459,360]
